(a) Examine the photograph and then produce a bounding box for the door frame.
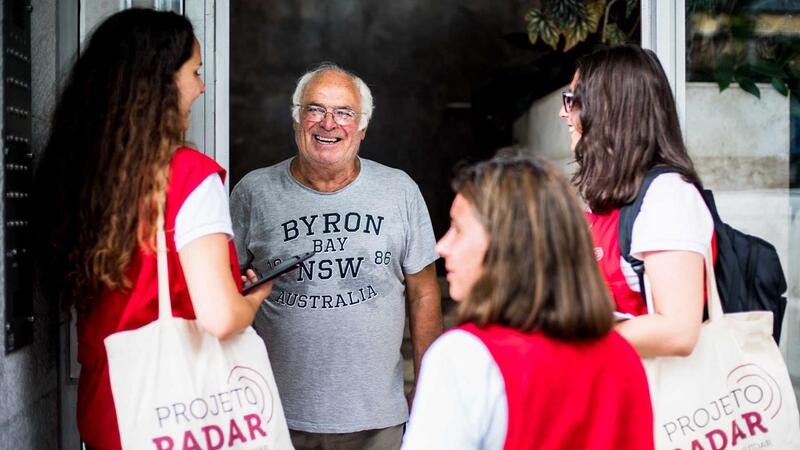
[640,0,686,129]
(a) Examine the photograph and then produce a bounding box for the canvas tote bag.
[104,212,293,450]
[642,248,800,450]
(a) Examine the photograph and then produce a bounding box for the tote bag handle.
[155,210,173,320]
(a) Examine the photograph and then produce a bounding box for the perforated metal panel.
[3,0,33,353]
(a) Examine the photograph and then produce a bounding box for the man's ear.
[359,125,368,140]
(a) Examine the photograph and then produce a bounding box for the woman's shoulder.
[432,328,491,354]
[170,146,225,182]
[639,172,711,223]
[641,172,707,207]
[172,146,219,168]
[166,147,226,214]
[649,171,697,191]
[422,328,498,370]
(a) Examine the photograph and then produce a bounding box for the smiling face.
[175,39,204,131]
[435,193,490,302]
[559,71,582,152]
[293,70,366,170]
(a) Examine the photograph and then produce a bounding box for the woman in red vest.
[402,152,654,449]
[558,45,713,358]
[34,9,272,450]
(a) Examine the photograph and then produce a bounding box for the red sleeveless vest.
[585,209,648,316]
[586,209,716,317]
[459,323,654,450]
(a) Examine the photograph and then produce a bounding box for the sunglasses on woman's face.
[562,91,575,112]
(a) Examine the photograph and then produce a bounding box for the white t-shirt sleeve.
[401,330,507,450]
[621,173,713,291]
[629,173,713,259]
[174,173,233,251]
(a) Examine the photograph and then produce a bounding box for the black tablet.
[241,251,316,294]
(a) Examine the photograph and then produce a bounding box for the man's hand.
[241,269,273,310]
[406,387,416,410]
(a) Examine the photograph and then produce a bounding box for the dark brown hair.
[454,151,614,340]
[571,45,701,214]
[34,9,195,314]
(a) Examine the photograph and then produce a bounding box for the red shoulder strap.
[165,147,226,230]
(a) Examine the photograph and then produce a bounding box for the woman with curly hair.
[401,153,653,449]
[34,9,272,449]
[560,45,713,358]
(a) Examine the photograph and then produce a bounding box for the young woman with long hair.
[560,45,714,357]
[401,153,653,450]
[34,9,271,449]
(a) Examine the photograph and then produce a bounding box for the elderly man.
[230,64,442,450]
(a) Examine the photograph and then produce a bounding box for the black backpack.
[618,167,788,343]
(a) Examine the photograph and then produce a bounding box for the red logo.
[728,363,783,419]
[151,365,276,449]
[227,365,275,424]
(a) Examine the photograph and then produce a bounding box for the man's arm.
[228,183,254,271]
[405,263,442,404]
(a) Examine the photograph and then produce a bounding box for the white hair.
[290,63,374,131]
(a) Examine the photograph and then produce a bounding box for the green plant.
[687,1,800,98]
[525,0,638,51]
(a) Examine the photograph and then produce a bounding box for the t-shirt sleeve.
[229,178,253,270]
[402,181,438,274]
[401,330,507,450]
[174,173,233,251]
[630,173,713,260]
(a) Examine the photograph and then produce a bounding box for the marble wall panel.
[512,85,574,175]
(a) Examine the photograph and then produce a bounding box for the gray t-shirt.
[230,157,437,433]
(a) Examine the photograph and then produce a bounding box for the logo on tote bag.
[151,366,276,450]
[662,363,782,450]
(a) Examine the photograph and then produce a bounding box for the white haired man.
[230,64,442,450]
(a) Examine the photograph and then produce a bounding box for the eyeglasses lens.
[304,106,356,126]
[562,92,574,112]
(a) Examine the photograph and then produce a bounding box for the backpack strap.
[618,166,680,305]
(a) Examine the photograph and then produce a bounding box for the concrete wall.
[512,85,572,174]
[684,82,799,398]
[0,0,59,448]
[685,83,792,292]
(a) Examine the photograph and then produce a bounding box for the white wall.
[512,85,573,175]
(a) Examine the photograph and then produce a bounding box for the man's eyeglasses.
[297,104,360,126]
[562,91,575,112]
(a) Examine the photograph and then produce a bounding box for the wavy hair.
[571,45,701,214]
[454,151,614,340]
[34,9,194,314]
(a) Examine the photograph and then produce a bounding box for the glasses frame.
[561,91,575,113]
[296,104,360,126]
